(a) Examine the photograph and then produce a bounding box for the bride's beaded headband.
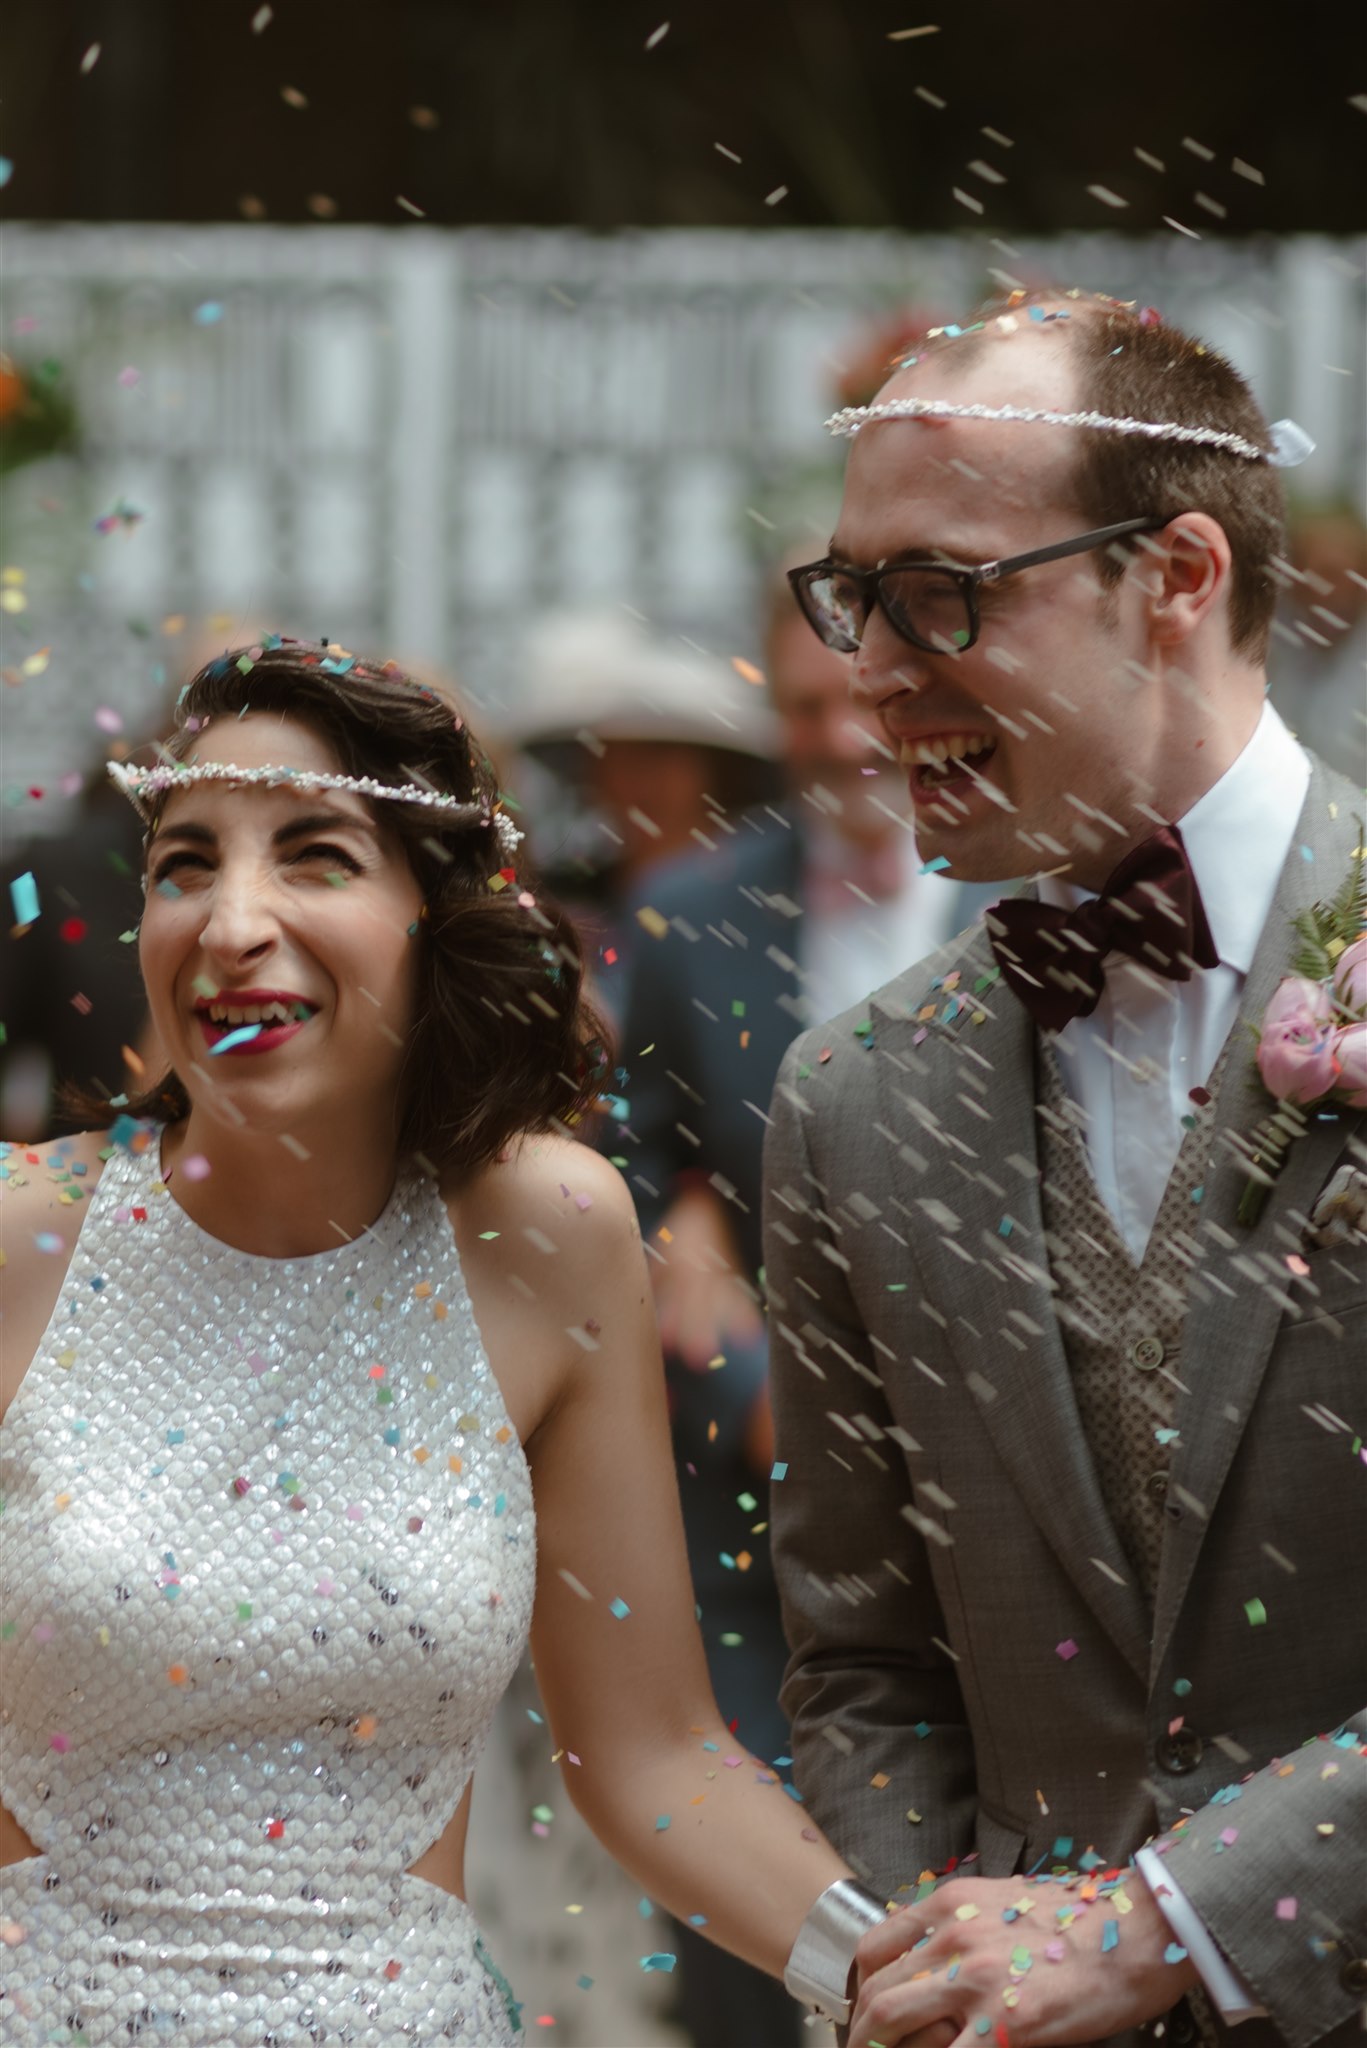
[107,759,525,862]
[824,398,1314,467]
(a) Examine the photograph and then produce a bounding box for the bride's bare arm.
[461,1138,855,1982]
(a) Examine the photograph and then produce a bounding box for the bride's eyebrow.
[153,807,377,849]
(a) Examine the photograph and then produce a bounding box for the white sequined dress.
[0,1139,537,2044]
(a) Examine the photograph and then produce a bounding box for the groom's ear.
[1139,513,1233,649]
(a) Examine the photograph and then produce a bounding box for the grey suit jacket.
[763,758,1366,2048]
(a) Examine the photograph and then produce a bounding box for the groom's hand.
[847,1873,1200,2048]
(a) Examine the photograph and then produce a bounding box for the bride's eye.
[149,850,210,885]
[290,843,364,872]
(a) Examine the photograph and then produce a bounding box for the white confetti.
[1162,215,1202,240]
[714,142,742,163]
[888,23,940,36]
[80,43,101,74]
[1134,146,1165,171]
[396,195,427,217]
[914,85,947,108]
[644,21,670,48]
[1181,136,1215,160]
[1231,158,1265,184]
[764,185,789,207]
[952,187,984,214]
[1088,184,1129,209]
[252,4,273,29]
[968,159,1006,184]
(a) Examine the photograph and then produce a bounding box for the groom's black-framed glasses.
[787,517,1168,657]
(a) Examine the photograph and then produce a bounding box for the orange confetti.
[167,1664,189,1686]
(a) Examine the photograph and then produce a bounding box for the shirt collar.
[1037,701,1310,975]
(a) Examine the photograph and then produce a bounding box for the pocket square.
[1304,1165,1367,1249]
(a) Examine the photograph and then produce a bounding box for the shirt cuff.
[1134,1844,1267,2023]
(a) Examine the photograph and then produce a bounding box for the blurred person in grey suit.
[616,570,983,2048]
[763,291,1365,2047]
[1268,504,1366,782]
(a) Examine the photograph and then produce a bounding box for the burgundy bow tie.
[987,824,1220,1032]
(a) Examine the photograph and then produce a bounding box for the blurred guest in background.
[614,563,994,2048]
[1267,502,1367,780]
[499,609,783,1034]
[0,769,152,1140]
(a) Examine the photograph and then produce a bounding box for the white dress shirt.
[1039,702,1311,1264]
[1038,701,1311,2023]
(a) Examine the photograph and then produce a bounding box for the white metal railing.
[2,225,1363,837]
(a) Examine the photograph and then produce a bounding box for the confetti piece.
[192,302,224,325]
[714,142,742,163]
[1164,1942,1189,1964]
[764,187,789,206]
[209,1024,263,1054]
[252,3,273,27]
[640,1952,676,1972]
[397,195,427,217]
[1056,1638,1079,1660]
[609,1597,630,1619]
[10,871,39,925]
[889,23,941,36]
[1276,1897,1298,1920]
[0,160,13,189]
[1088,185,1128,209]
[770,1461,788,1481]
[645,22,670,48]
[1244,1597,1267,1626]
[80,43,101,72]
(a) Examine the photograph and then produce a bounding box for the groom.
[763,293,1365,2048]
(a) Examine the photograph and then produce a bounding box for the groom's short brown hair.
[926,290,1288,660]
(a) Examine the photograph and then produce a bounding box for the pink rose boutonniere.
[1238,836,1366,1226]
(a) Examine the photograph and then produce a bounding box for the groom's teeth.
[898,733,995,769]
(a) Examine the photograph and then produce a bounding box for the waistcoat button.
[1147,1470,1170,1503]
[1131,1335,1165,1370]
[1340,1956,1367,1993]
[1157,1728,1204,1773]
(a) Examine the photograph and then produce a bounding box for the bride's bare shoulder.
[1,1133,110,1415]
[442,1131,640,1268]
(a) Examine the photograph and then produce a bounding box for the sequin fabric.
[0,1139,536,2044]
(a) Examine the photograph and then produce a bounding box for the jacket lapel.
[871,923,1152,1680]
[1151,760,1365,1672]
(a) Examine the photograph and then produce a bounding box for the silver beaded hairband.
[823,398,1315,468]
[107,759,525,862]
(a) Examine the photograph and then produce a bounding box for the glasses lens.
[801,567,865,652]
[880,569,974,653]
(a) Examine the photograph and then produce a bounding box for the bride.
[0,638,888,2044]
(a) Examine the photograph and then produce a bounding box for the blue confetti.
[609,1597,630,1619]
[639,1953,676,1973]
[1165,1942,1189,1965]
[920,854,952,873]
[193,301,224,325]
[1102,1919,1119,1952]
[770,1461,788,1481]
[209,1023,263,1055]
[9,871,39,925]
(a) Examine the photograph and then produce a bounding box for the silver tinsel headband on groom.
[107,759,525,863]
[824,398,1315,467]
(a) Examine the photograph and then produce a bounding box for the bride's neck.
[158,1115,403,1258]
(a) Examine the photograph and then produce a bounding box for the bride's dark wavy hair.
[69,638,611,1175]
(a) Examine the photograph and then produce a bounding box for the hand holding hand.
[847,1871,1199,2048]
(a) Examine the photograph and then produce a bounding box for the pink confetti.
[117,366,141,388]
[1056,1639,1079,1661]
[1285,1254,1310,1276]
[1275,1897,1298,1920]
[345,1504,365,1522]
[1044,1940,1067,1962]
[32,1623,54,1643]
[1219,1827,1238,1845]
[94,707,123,734]
[316,1576,336,1597]
[180,1153,211,1181]
[574,1193,593,1211]
[49,1732,71,1754]
[247,1352,269,1377]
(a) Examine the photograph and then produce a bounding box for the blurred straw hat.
[507,609,782,759]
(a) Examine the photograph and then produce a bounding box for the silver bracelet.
[783,1877,888,2024]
